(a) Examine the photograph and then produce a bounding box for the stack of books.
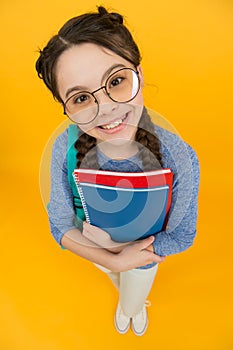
[73,168,173,242]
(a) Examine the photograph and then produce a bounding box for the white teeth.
[101,118,123,130]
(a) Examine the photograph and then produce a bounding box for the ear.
[137,65,144,88]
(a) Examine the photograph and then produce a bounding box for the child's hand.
[82,222,131,252]
[115,236,166,272]
[82,222,113,248]
[146,244,155,253]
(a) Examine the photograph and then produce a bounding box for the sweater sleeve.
[152,128,200,256]
[48,129,77,245]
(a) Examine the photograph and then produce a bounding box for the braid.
[74,133,99,169]
[135,107,163,170]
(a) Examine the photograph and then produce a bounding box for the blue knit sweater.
[48,123,200,269]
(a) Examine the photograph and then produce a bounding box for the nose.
[93,87,118,117]
[98,101,118,117]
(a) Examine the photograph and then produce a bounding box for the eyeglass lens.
[64,68,140,124]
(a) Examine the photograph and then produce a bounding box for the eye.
[109,76,125,88]
[72,93,90,104]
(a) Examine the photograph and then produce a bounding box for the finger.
[83,222,93,231]
[82,225,93,238]
[149,255,162,263]
[82,221,90,233]
[151,253,166,263]
[137,236,155,250]
[83,223,96,237]
[82,229,90,238]
[84,222,100,232]
[142,249,163,263]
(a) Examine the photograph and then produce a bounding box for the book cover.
[73,168,173,188]
[76,181,170,242]
[73,168,173,221]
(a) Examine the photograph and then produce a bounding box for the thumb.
[137,235,155,250]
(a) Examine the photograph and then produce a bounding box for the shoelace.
[117,300,151,320]
[145,300,151,308]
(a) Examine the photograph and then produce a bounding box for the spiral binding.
[72,172,90,223]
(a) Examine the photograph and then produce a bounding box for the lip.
[97,113,129,134]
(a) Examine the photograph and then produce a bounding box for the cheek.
[129,103,144,123]
[131,89,144,107]
[79,125,95,135]
[137,91,144,104]
[78,123,101,140]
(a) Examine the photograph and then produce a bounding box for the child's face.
[55,43,144,144]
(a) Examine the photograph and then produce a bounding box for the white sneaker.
[114,302,131,334]
[131,300,151,336]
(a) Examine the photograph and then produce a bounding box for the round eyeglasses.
[63,67,140,125]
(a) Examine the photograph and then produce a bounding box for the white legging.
[94,263,158,317]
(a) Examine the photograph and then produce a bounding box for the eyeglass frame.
[62,67,140,125]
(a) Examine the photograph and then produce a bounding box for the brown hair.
[36,6,163,169]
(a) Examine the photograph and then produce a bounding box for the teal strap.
[67,124,85,221]
[47,125,85,251]
[67,124,79,196]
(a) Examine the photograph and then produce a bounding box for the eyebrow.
[65,84,88,99]
[64,63,126,100]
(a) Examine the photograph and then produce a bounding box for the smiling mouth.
[99,114,128,130]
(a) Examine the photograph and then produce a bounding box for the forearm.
[152,229,196,256]
[61,228,119,271]
[153,141,200,257]
[106,242,154,254]
[105,241,131,253]
[81,222,155,255]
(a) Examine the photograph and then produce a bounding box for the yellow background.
[1,0,232,349]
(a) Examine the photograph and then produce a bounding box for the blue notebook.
[77,182,169,242]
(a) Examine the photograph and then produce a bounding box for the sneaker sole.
[114,315,131,335]
[131,318,148,336]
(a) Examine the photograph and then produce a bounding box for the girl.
[36,6,200,336]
